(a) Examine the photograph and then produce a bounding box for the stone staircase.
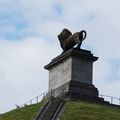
[35,97,64,120]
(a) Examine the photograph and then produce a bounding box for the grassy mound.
[60,101,120,120]
[0,100,45,120]
[0,100,120,120]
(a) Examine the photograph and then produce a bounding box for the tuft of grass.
[0,100,46,120]
[60,101,120,120]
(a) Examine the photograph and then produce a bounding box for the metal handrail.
[99,94,120,105]
[16,90,120,109]
[16,90,51,108]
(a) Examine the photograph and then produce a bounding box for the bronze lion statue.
[58,28,87,51]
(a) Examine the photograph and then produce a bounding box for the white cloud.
[0,37,61,113]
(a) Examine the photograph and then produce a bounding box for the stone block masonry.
[44,48,99,99]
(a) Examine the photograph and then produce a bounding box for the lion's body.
[58,29,87,51]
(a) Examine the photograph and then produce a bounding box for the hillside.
[0,100,120,120]
[59,101,120,120]
[0,100,46,120]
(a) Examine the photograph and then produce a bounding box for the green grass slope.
[0,100,120,120]
[0,101,46,120]
[60,101,120,120]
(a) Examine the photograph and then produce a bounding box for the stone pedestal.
[44,48,100,101]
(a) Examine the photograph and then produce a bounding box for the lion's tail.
[81,30,87,41]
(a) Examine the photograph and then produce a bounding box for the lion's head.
[58,28,72,42]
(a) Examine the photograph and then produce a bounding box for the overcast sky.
[0,0,120,113]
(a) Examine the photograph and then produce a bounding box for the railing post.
[43,93,45,100]
[36,96,39,103]
[51,89,53,97]
[111,97,113,104]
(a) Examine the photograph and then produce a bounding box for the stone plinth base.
[45,48,102,102]
[46,81,105,103]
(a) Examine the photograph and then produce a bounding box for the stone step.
[35,97,64,120]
